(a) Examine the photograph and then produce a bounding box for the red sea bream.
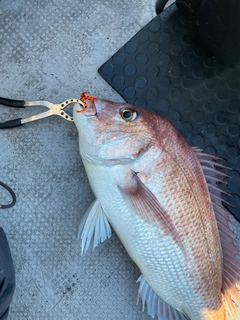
[73,93,240,320]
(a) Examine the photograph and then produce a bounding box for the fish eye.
[120,108,138,121]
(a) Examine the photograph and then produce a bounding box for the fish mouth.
[75,92,97,116]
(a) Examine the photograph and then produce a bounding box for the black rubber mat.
[98,4,240,221]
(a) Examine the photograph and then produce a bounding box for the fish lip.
[86,111,97,117]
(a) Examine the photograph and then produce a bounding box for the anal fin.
[137,275,188,320]
[78,199,112,253]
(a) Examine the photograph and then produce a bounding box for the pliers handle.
[0,97,84,129]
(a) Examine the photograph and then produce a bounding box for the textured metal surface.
[0,1,157,319]
[98,3,240,222]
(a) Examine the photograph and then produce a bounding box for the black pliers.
[0,97,85,129]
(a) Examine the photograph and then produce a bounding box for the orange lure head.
[76,92,97,113]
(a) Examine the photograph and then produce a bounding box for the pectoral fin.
[78,199,112,253]
[118,172,185,254]
[137,275,188,320]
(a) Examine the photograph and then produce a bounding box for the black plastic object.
[98,3,240,221]
[155,0,170,14]
[0,118,22,129]
[176,0,240,66]
[0,228,15,320]
[0,182,16,209]
[176,0,201,17]
[0,97,25,108]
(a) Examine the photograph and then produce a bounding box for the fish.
[73,92,240,320]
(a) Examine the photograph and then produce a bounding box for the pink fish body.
[73,93,240,320]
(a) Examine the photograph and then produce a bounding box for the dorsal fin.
[193,148,240,316]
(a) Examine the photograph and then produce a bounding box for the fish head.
[73,93,167,164]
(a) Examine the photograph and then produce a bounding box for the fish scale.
[145,152,221,314]
[73,94,240,320]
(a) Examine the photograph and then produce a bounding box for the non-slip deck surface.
[99,4,240,221]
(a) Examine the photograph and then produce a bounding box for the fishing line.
[0,181,16,209]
